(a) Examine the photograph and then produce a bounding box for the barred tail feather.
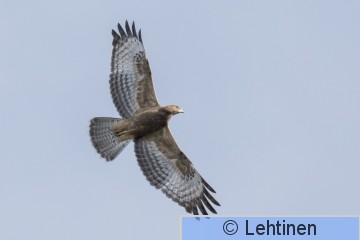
[89,117,131,161]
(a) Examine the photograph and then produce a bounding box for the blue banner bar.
[182,217,359,240]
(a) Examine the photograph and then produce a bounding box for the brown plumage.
[89,21,220,215]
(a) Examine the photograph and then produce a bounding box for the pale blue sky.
[1,0,359,239]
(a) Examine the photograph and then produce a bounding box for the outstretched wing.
[110,21,159,119]
[134,127,220,215]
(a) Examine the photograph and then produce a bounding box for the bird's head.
[163,105,184,115]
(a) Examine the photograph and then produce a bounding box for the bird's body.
[89,21,220,215]
[112,105,181,141]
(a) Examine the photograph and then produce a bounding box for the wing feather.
[125,20,133,37]
[117,23,126,37]
[134,127,220,215]
[110,21,159,118]
[201,195,216,214]
[131,22,138,38]
[138,29,143,43]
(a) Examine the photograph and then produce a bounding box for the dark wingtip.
[139,29,142,43]
[118,23,127,37]
[202,177,216,193]
[204,188,221,206]
[192,205,199,215]
[196,199,208,215]
[111,29,120,45]
[112,29,119,38]
[125,20,132,37]
[132,21,138,38]
[113,21,142,43]
[201,195,217,214]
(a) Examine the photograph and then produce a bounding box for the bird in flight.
[89,21,220,215]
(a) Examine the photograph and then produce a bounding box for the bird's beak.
[178,109,184,113]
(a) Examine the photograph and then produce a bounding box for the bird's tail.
[89,117,131,161]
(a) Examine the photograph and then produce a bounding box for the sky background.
[1,0,359,239]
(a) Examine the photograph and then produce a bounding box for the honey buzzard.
[89,21,220,215]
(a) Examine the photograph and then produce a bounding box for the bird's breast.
[130,111,169,138]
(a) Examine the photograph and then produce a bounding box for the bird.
[89,21,220,215]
